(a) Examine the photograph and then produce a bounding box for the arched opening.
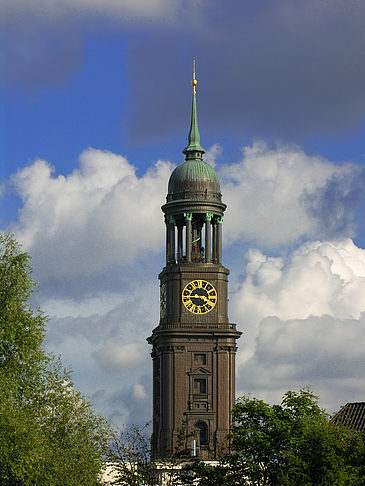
[195,421,208,446]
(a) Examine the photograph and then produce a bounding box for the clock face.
[160,283,167,318]
[182,279,217,314]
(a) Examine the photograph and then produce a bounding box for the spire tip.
[191,58,197,94]
[183,57,205,158]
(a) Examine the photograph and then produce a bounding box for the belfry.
[147,63,241,460]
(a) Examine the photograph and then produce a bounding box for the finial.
[183,57,205,158]
[192,58,197,95]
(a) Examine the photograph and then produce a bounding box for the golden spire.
[191,57,197,95]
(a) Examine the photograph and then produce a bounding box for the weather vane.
[191,58,197,95]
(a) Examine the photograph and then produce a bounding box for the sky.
[1,0,365,427]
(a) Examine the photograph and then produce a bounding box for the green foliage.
[346,431,365,485]
[0,233,110,485]
[191,389,365,486]
[181,458,233,486]
[0,234,46,385]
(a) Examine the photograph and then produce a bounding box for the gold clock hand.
[191,293,208,302]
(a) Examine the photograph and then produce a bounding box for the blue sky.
[2,0,365,426]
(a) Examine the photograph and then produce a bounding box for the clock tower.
[147,64,241,460]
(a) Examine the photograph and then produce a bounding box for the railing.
[168,256,218,264]
[160,322,237,330]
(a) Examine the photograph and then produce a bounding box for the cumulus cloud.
[44,281,158,363]
[220,142,361,247]
[132,383,147,401]
[42,236,365,423]
[43,290,156,427]
[203,143,222,168]
[233,239,365,325]
[239,314,365,413]
[232,238,365,410]
[10,143,363,299]
[6,141,365,319]
[93,342,147,374]
[7,142,365,421]
[108,375,151,426]
[10,148,172,286]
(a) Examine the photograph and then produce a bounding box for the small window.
[194,354,207,365]
[194,378,207,394]
[194,402,207,409]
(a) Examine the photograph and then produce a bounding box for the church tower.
[147,63,241,460]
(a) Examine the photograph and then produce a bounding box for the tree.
[107,420,194,486]
[0,233,110,485]
[189,389,365,486]
[107,423,159,485]
[345,430,365,486]
[227,389,364,485]
[181,458,232,486]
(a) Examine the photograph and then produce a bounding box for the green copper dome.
[168,159,221,202]
[167,65,221,203]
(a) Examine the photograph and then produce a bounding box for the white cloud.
[93,342,147,374]
[238,313,365,413]
[10,148,173,283]
[9,143,362,300]
[232,238,365,328]
[204,143,222,168]
[220,142,358,247]
[2,0,181,21]
[132,383,147,401]
[232,238,365,410]
[108,375,151,426]
[41,293,123,318]
[7,142,365,421]
[43,296,155,426]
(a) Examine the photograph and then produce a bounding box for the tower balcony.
[160,322,237,330]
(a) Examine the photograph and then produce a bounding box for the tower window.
[194,353,207,365]
[194,378,207,394]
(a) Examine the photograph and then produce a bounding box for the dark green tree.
[0,233,110,485]
[228,389,364,485]
[346,431,365,485]
[189,389,365,486]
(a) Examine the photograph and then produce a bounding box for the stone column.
[205,213,213,263]
[177,225,183,262]
[217,216,223,265]
[165,217,170,265]
[184,213,192,262]
[168,215,175,263]
[212,220,217,263]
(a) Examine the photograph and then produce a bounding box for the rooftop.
[331,402,365,432]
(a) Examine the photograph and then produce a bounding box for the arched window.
[195,421,208,446]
